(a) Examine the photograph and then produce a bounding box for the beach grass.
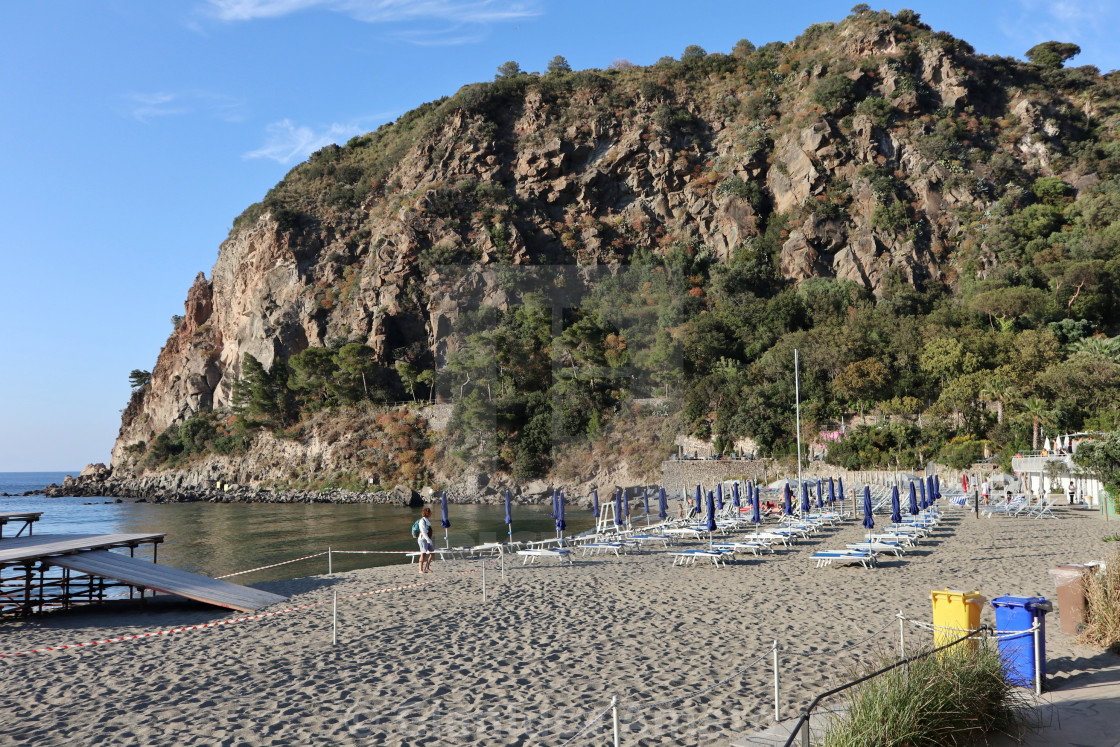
[821,642,1031,747]
[1079,550,1120,653]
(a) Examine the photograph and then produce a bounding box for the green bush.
[823,643,1030,746]
[813,74,860,111]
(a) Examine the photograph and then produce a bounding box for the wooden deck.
[0,533,165,565]
[0,512,42,538]
[49,551,287,612]
[0,533,286,614]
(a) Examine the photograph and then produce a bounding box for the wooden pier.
[0,532,286,615]
[0,511,42,538]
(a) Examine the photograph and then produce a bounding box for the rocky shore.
[34,463,643,509]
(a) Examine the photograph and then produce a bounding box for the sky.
[1,0,1118,472]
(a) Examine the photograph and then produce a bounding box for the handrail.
[780,625,988,747]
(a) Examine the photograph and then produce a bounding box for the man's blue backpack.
[411,519,420,538]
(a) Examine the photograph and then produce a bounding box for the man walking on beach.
[416,506,434,574]
[981,479,990,506]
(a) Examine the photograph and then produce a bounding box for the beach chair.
[1028,498,1057,519]
[982,497,1026,519]
[846,541,904,557]
[710,541,767,557]
[517,548,573,565]
[669,550,730,567]
[579,542,624,557]
[810,550,877,568]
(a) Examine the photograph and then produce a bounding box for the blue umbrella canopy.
[556,490,566,532]
[716,483,724,510]
[694,484,702,516]
[783,483,793,515]
[440,491,451,529]
[592,489,600,518]
[801,482,811,515]
[919,479,928,510]
[504,490,513,527]
[862,486,875,531]
[828,477,836,504]
[623,488,631,520]
[909,482,919,516]
[706,490,717,532]
[614,489,623,527]
[934,475,941,500]
[658,488,668,521]
[927,475,936,503]
[838,477,846,502]
[751,488,762,524]
[816,480,824,510]
[643,487,650,516]
[891,485,902,525]
[551,489,558,520]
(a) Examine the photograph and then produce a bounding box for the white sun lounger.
[710,542,768,556]
[811,550,876,568]
[669,550,730,567]
[846,541,904,557]
[580,542,624,557]
[517,548,573,565]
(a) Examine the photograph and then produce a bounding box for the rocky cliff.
[107,11,1118,488]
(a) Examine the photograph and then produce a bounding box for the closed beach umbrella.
[592,489,600,519]
[643,487,650,516]
[909,482,919,516]
[801,482,810,515]
[716,483,724,511]
[706,490,717,533]
[556,490,566,536]
[838,477,846,503]
[551,489,558,520]
[783,483,793,516]
[504,490,513,543]
[695,484,702,517]
[919,479,927,510]
[862,486,875,535]
[816,479,824,510]
[440,491,451,549]
[614,489,623,528]
[751,488,762,524]
[732,481,741,510]
[890,485,901,525]
[1043,436,1052,451]
[926,475,935,505]
[623,488,631,523]
[933,475,941,501]
[658,488,668,521]
[828,477,836,505]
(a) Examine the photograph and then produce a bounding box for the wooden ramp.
[0,533,165,565]
[49,551,287,612]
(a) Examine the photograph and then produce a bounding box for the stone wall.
[660,458,776,493]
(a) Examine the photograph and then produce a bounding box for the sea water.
[0,473,596,584]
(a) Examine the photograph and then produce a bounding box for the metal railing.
[781,626,988,747]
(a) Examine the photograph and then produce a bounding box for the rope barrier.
[215,551,330,579]
[783,616,897,657]
[0,572,475,659]
[623,647,773,713]
[556,703,614,747]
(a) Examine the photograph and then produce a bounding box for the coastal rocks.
[391,484,423,508]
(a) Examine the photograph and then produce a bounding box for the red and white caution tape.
[0,571,476,659]
[215,551,330,578]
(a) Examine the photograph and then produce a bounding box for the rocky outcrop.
[107,14,1093,487]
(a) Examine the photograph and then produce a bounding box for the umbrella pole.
[444,528,449,550]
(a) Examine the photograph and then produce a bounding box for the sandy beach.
[1,504,1117,746]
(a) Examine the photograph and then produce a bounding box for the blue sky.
[1,0,1117,472]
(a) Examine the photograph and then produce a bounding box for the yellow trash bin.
[930,589,986,650]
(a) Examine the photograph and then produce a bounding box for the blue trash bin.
[992,596,1052,688]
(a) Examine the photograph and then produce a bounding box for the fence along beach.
[0,481,1113,746]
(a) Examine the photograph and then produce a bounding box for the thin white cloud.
[387,23,488,46]
[205,0,540,24]
[122,91,247,123]
[243,116,392,163]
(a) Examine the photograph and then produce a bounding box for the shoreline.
[2,505,1117,746]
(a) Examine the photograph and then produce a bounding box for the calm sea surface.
[0,472,596,583]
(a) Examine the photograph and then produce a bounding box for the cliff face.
[110,14,1115,475]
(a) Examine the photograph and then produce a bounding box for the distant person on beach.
[981,479,990,506]
[416,506,434,574]
[1068,480,1076,505]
